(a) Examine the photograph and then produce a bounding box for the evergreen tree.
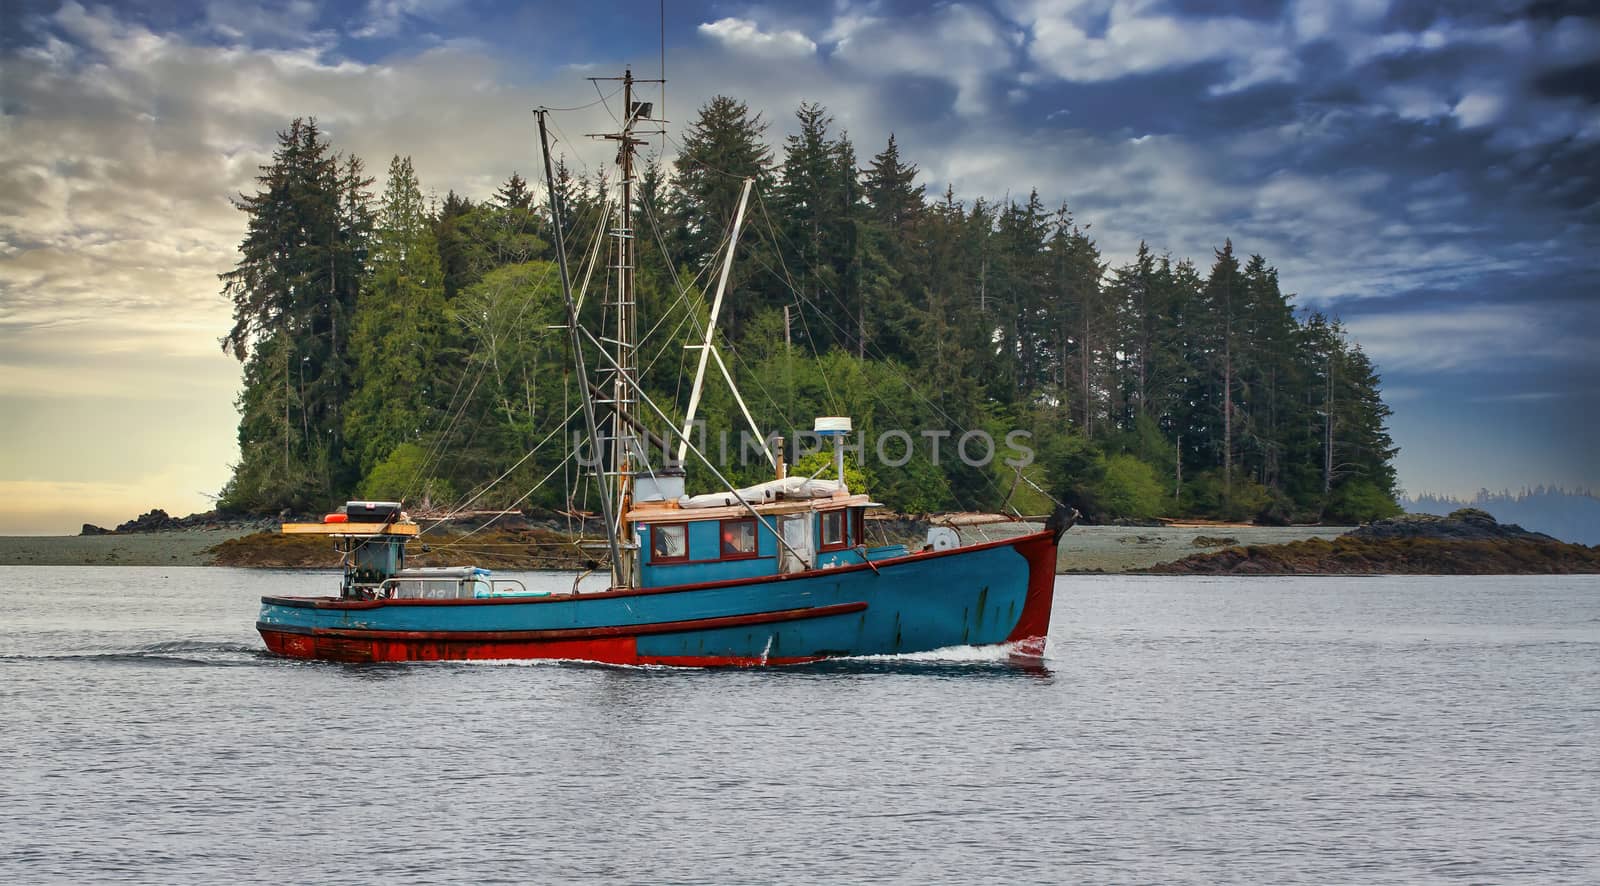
[1108,242,1158,426]
[442,173,551,287]
[549,160,581,244]
[860,134,926,361]
[777,103,847,351]
[918,185,988,404]
[1196,240,1243,500]
[216,106,1403,524]
[1330,342,1400,518]
[1044,207,1105,433]
[1236,254,1301,502]
[219,118,371,510]
[990,191,1049,401]
[670,96,774,339]
[345,155,450,479]
[494,172,533,211]
[434,189,475,300]
[444,261,569,504]
[1300,315,1399,521]
[863,134,924,246]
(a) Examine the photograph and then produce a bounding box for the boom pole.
[536,108,622,584]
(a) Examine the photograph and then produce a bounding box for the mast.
[589,68,662,587]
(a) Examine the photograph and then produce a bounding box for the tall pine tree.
[219,119,371,510]
[345,155,450,482]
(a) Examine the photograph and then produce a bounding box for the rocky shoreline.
[2,509,1343,572]
[1150,509,1600,575]
[9,508,1587,575]
[79,508,287,536]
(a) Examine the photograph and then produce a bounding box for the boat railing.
[379,577,471,600]
[488,579,529,596]
[368,576,544,600]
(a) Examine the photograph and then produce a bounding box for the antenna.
[660,0,667,156]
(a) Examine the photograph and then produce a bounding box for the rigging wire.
[740,183,1008,512]
[593,79,623,127]
[396,172,573,507]
[380,99,630,543]
[420,403,583,536]
[432,447,581,550]
[404,148,622,518]
[539,84,622,113]
[403,258,558,509]
[631,182,807,441]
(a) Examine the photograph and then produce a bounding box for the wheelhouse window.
[720,518,758,558]
[651,523,689,563]
[820,510,846,549]
[391,579,467,600]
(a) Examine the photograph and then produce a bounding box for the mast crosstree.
[583,68,666,587]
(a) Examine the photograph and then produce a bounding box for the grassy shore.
[0,523,1352,573]
[0,529,256,567]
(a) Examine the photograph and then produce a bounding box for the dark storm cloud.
[1020,1,1597,295]
[1533,60,1600,102]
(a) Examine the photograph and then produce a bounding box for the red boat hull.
[258,628,824,667]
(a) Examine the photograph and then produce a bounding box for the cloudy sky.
[1,0,1596,533]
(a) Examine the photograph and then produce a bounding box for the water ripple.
[0,568,1596,884]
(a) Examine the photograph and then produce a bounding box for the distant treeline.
[218,100,1399,524]
[1403,488,1600,545]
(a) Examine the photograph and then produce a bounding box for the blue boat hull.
[258,529,1060,666]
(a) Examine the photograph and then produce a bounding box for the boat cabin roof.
[393,566,489,579]
[623,493,875,525]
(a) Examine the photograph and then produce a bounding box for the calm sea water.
[1,568,1596,884]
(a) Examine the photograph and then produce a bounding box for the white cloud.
[1381,84,1452,121]
[1020,0,1298,91]
[204,0,323,43]
[698,17,817,59]
[1453,90,1505,129]
[350,0,464,40]
[1343,305,1594,373]
[826,3,1018,115]
[1289,0,1390,44]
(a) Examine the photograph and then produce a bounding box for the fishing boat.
[257,70,1074,666]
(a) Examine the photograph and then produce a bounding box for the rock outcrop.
[1150,509,1600,575]
[79,508,280,536]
